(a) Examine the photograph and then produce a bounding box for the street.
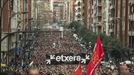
[1,0,134,75]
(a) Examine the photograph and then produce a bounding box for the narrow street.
[1,0,134,75]
[31,29,85,75]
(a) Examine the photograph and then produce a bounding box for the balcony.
[92,5,94,9]
[98,0,102,7]
[128,31,134,36]
[75,12,82,16]
[97,12,102,16]
[96,22,102,26]
[75,6,81,11]
[129,14,134,20]
[109,29,114,32]
[75,0,82,5]
[75,17,82,21]
[129,0,134,3]
[110,17,114,21]
[98,2,102,7]
[110,5,115,9]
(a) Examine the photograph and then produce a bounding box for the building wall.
[53,1,65,23]
[128,0,134,49]
[91,0,103,33]
[70,0,74,22]
[87,0,133,49]
[1,0,33,64]
[2,0,9,32]
[83,0,88,26]
[74,0,83,24]
[27,0,31,27]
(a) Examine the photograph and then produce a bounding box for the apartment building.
[88,0,133,50]
[53,0,66,23]
[74,0,82,23]
[128,0,134,49]
[90,0,103,33]
[74,0,89,26]
[102,0,116,36]
[1,0,33,65]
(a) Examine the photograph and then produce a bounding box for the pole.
[0,0,2,52]
[125,0,128,46]
[7,0,12,68]
[119,0,123,43]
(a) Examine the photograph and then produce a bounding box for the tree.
[69,21,131,63]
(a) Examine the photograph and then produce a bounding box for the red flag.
[86,36,104,75]
[74,64,82,75]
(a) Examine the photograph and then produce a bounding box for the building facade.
[74,0,89,26]
[128,0,134,50]
[76,0,134,49]
[1,0,33,65]
[53,0,66,23]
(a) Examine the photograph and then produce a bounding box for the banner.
[46,53,91,65]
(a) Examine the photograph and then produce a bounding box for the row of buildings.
[0,0,134,66]
[0,0,43,66]
[0,0,69,67]
[68,0,134,49]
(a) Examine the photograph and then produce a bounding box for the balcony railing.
[96,22,102,26]
[98,0,102,6]
[110,5,115,9]
[98,3,102,6]
[129,0,134,3]
[129,14,134,20]
[97,12,102,16]
[128,31,134,36]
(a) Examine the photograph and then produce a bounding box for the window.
[78,2,81,6]
[77,14,81,18]
[129,21,134,31]
[111,10,115,17]
[98,16,102,22]
[129,4,134,14]
[98,7,102,12]
[82,12,84,16]
[83,0,84,3]
[111,0,115,6]
[78,8,81,12]
[129,36,134,48]
[98,0,102,4]
[10,0,14,10]
[98,26,102,32]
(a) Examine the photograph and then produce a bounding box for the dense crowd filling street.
[31,29,85,75]
[22,29,133,75]
[1,29,134,75]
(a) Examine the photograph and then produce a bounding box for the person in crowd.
[27,67,40,75]
[118,64,129,75]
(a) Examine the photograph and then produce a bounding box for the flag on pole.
[86,36,104,75]
[74,64,82,75]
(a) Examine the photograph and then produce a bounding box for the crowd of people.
[31,29,85,75]
[30,29,134,75]
[1,29,134,75]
